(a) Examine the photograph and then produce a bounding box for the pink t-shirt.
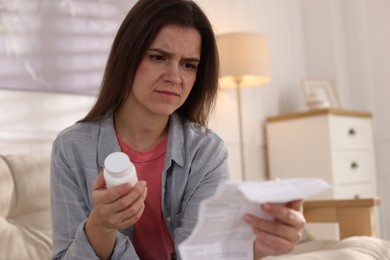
[116,132,174,260]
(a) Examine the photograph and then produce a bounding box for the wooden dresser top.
[266,109,372,123]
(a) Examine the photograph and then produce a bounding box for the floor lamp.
[217,32,271,180]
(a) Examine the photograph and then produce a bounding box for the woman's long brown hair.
[79,0,219,127]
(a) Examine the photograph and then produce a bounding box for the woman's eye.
[183,63,197,70]
[150,55,165,61]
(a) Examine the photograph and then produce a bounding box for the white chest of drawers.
[266,109,377,200]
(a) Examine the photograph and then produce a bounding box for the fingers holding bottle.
[90,170,147,231]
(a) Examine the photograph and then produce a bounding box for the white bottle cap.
[104,152,131,177]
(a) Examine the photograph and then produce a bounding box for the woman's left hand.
[242,200,306,259]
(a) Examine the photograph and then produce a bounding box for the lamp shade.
[217,32,271,88]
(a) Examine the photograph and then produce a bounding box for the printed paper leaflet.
[178,178,331,260]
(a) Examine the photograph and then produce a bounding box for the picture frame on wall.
[301,79,339,110]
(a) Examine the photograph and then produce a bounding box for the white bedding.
[264,236,390,260]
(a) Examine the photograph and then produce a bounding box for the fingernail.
[288,212,295,220]
[262,203,271,210]
[242,214,252,223]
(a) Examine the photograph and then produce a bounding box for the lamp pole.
[234,77,246,180]
[216,32,271,181]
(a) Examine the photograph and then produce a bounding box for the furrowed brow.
[183,57,200,64]
[148,48,170,56]
[148,48,200,63]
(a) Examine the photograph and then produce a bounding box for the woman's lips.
[155,90,179,97]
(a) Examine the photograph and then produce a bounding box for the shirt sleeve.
[50,137,140,259]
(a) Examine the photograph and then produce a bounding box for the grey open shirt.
[50,113,229,259]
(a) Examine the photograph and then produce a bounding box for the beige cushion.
[264,236,390,260]
[0,156,14,218]
[0,154,52,260]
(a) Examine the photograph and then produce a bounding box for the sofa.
[0,153,389,260]
[0,154,52,260]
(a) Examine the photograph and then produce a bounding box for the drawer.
[333,151,372,184]
[334,183,375,199]
[330,117,372,149]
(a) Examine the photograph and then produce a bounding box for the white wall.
[197,0,307,181]
[0,90,95,155]
[298,0,390,240]
[0,0,389,239]
[364,0,390,240]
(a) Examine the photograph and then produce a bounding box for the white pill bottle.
[103,152,138,188]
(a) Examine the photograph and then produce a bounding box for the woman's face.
[127,24,201,117]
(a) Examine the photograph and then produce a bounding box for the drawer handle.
[348,128,356,136]
[350,161,359,170]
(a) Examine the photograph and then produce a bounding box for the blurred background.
[0,0,389,240]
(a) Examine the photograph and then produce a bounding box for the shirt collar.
[166,113,185,168]
[97,112,185,169]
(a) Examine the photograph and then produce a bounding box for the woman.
[50,0,305,259]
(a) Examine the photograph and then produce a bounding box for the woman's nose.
[163,63,182,85]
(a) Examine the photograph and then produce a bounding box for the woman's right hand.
[85,171,146,259]
[88,170,147,232]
